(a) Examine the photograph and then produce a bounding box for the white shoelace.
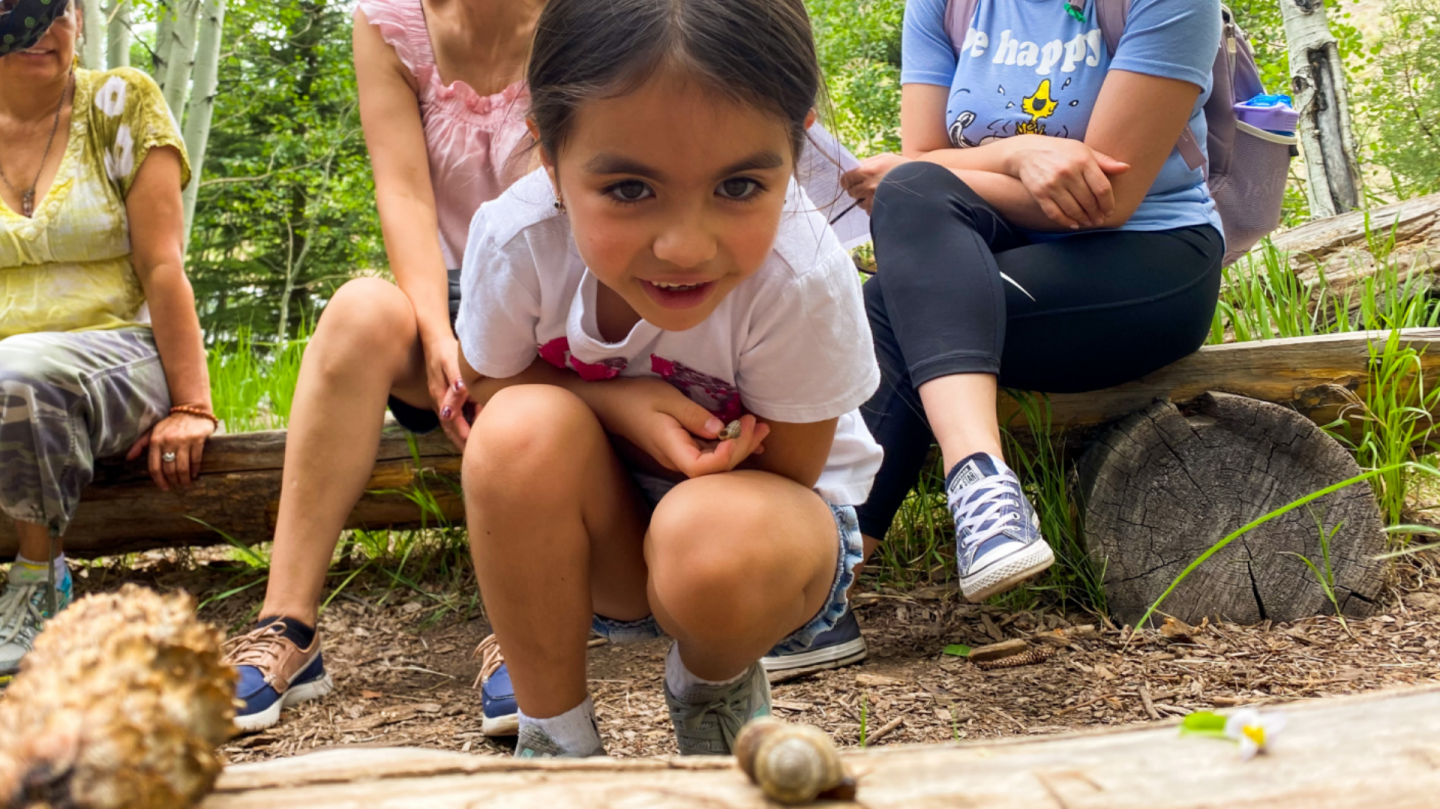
[953,479,1024,552]
[0,582,45,646]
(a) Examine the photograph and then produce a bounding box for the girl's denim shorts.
[591,471,864,656]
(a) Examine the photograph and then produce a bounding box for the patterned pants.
[0,329,170,536]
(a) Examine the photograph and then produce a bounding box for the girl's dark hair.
[527,0,821,161]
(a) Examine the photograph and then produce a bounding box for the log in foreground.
[203,685,1440,808]
[7,329,1439,559]
[1079,392,1385,626]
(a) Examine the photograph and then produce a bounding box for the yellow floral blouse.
[0,67,191,338]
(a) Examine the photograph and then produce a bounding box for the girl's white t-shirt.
[456,169,883,506]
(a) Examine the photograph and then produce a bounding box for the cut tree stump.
[6,329,1437,561]
[201,685,1440,808]
[1078,392,1385,627]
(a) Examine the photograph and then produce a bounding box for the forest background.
[84,0,1436,344]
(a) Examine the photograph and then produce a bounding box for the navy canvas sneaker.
[947,452,1055,602]
[759,608,867,673]
[473,634,519,736]
[223,620,335,731]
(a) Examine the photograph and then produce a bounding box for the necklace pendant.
[21,190,34,218]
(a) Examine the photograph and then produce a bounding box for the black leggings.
[855,161,1224,540]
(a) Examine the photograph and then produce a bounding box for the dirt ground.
[30,545,1440,763]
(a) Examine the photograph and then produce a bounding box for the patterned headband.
[0,0,72,57]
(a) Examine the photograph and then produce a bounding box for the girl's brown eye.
[718,178,760,200]
[609,180,653,203]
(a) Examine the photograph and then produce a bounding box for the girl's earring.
[553,193,567,215]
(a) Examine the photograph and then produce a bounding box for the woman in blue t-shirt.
[841,0,1224,603]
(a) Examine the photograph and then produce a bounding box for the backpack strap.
[943,0,981,55]
[1095,0,1207,171]
[1095,0,1130,57]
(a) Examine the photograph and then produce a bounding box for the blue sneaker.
[947,452,1055,603]
[223,621,335,731]
[474,634,519,736]
[759,608,867,673]
[0,561,74,687]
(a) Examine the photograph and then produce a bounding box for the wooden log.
[1000,327,1440,437]
[0,427,464,560]
[202,684,1440,807]
[8,329,1437,560]
[1078,392,1385,626]
[1261,192,1440,307]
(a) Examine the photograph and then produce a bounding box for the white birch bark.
[1280,0,1363,218]
[154,1,175,84]
[81,0,105,69]
[161,0,201,119]
[106,1,130,69]
[180,0,225,242]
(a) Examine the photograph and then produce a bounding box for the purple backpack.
[943,0,1295,264]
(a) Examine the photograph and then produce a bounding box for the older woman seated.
[0,0,215,683]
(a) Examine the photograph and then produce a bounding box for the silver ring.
[162,451,178,464]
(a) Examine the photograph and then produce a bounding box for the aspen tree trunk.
[81,0,105,69]
[181,0,224,240]
[161,0,201,118]
[1279,0,1363,218]
[106,1,129,69]
[153,0,175,81]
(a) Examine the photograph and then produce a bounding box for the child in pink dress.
[223,0,543,735]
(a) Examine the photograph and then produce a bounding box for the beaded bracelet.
[170,405,221,428]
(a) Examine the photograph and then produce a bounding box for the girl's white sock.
[664,642,745,696]
[518,696,604,756]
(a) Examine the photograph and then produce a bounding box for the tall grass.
[207,321,311,433]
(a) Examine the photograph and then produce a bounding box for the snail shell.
[735,718,849,805]
[718,419,743,441]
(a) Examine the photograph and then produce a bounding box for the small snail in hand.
[718,419,743,441]
[734,717,856,805]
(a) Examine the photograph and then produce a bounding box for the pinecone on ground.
[0,584,236,808]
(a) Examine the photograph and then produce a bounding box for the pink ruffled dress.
[356,0,532,269]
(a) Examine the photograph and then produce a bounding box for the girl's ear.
[526,117,561,191]
[526,118,555,170]
[804,109,817,130]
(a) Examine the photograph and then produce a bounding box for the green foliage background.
[154,0,1439,341]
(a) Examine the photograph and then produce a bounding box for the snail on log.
[734,717,856,805]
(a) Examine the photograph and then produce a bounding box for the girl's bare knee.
[463,385,597,488]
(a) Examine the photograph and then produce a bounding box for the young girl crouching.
[456,0,881,758]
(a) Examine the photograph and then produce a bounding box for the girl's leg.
[646,471,839,755]
[463,384,651,726]
[258,277,437,625]
[228,278,440,731]
[647,471,837,680]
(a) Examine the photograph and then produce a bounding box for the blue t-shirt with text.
[901,0,1224,236]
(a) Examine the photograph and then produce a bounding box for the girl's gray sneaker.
[664,660,772,756]
[514,723,606,758]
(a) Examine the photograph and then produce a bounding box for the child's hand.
[599,379,770,478]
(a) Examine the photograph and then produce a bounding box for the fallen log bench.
[201,684,1440,808]
[0,426,467,560]
[5,329,1439,626]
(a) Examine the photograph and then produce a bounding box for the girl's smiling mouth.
[642,279,716,309]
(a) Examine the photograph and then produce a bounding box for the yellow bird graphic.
[1022,79,1060,122]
